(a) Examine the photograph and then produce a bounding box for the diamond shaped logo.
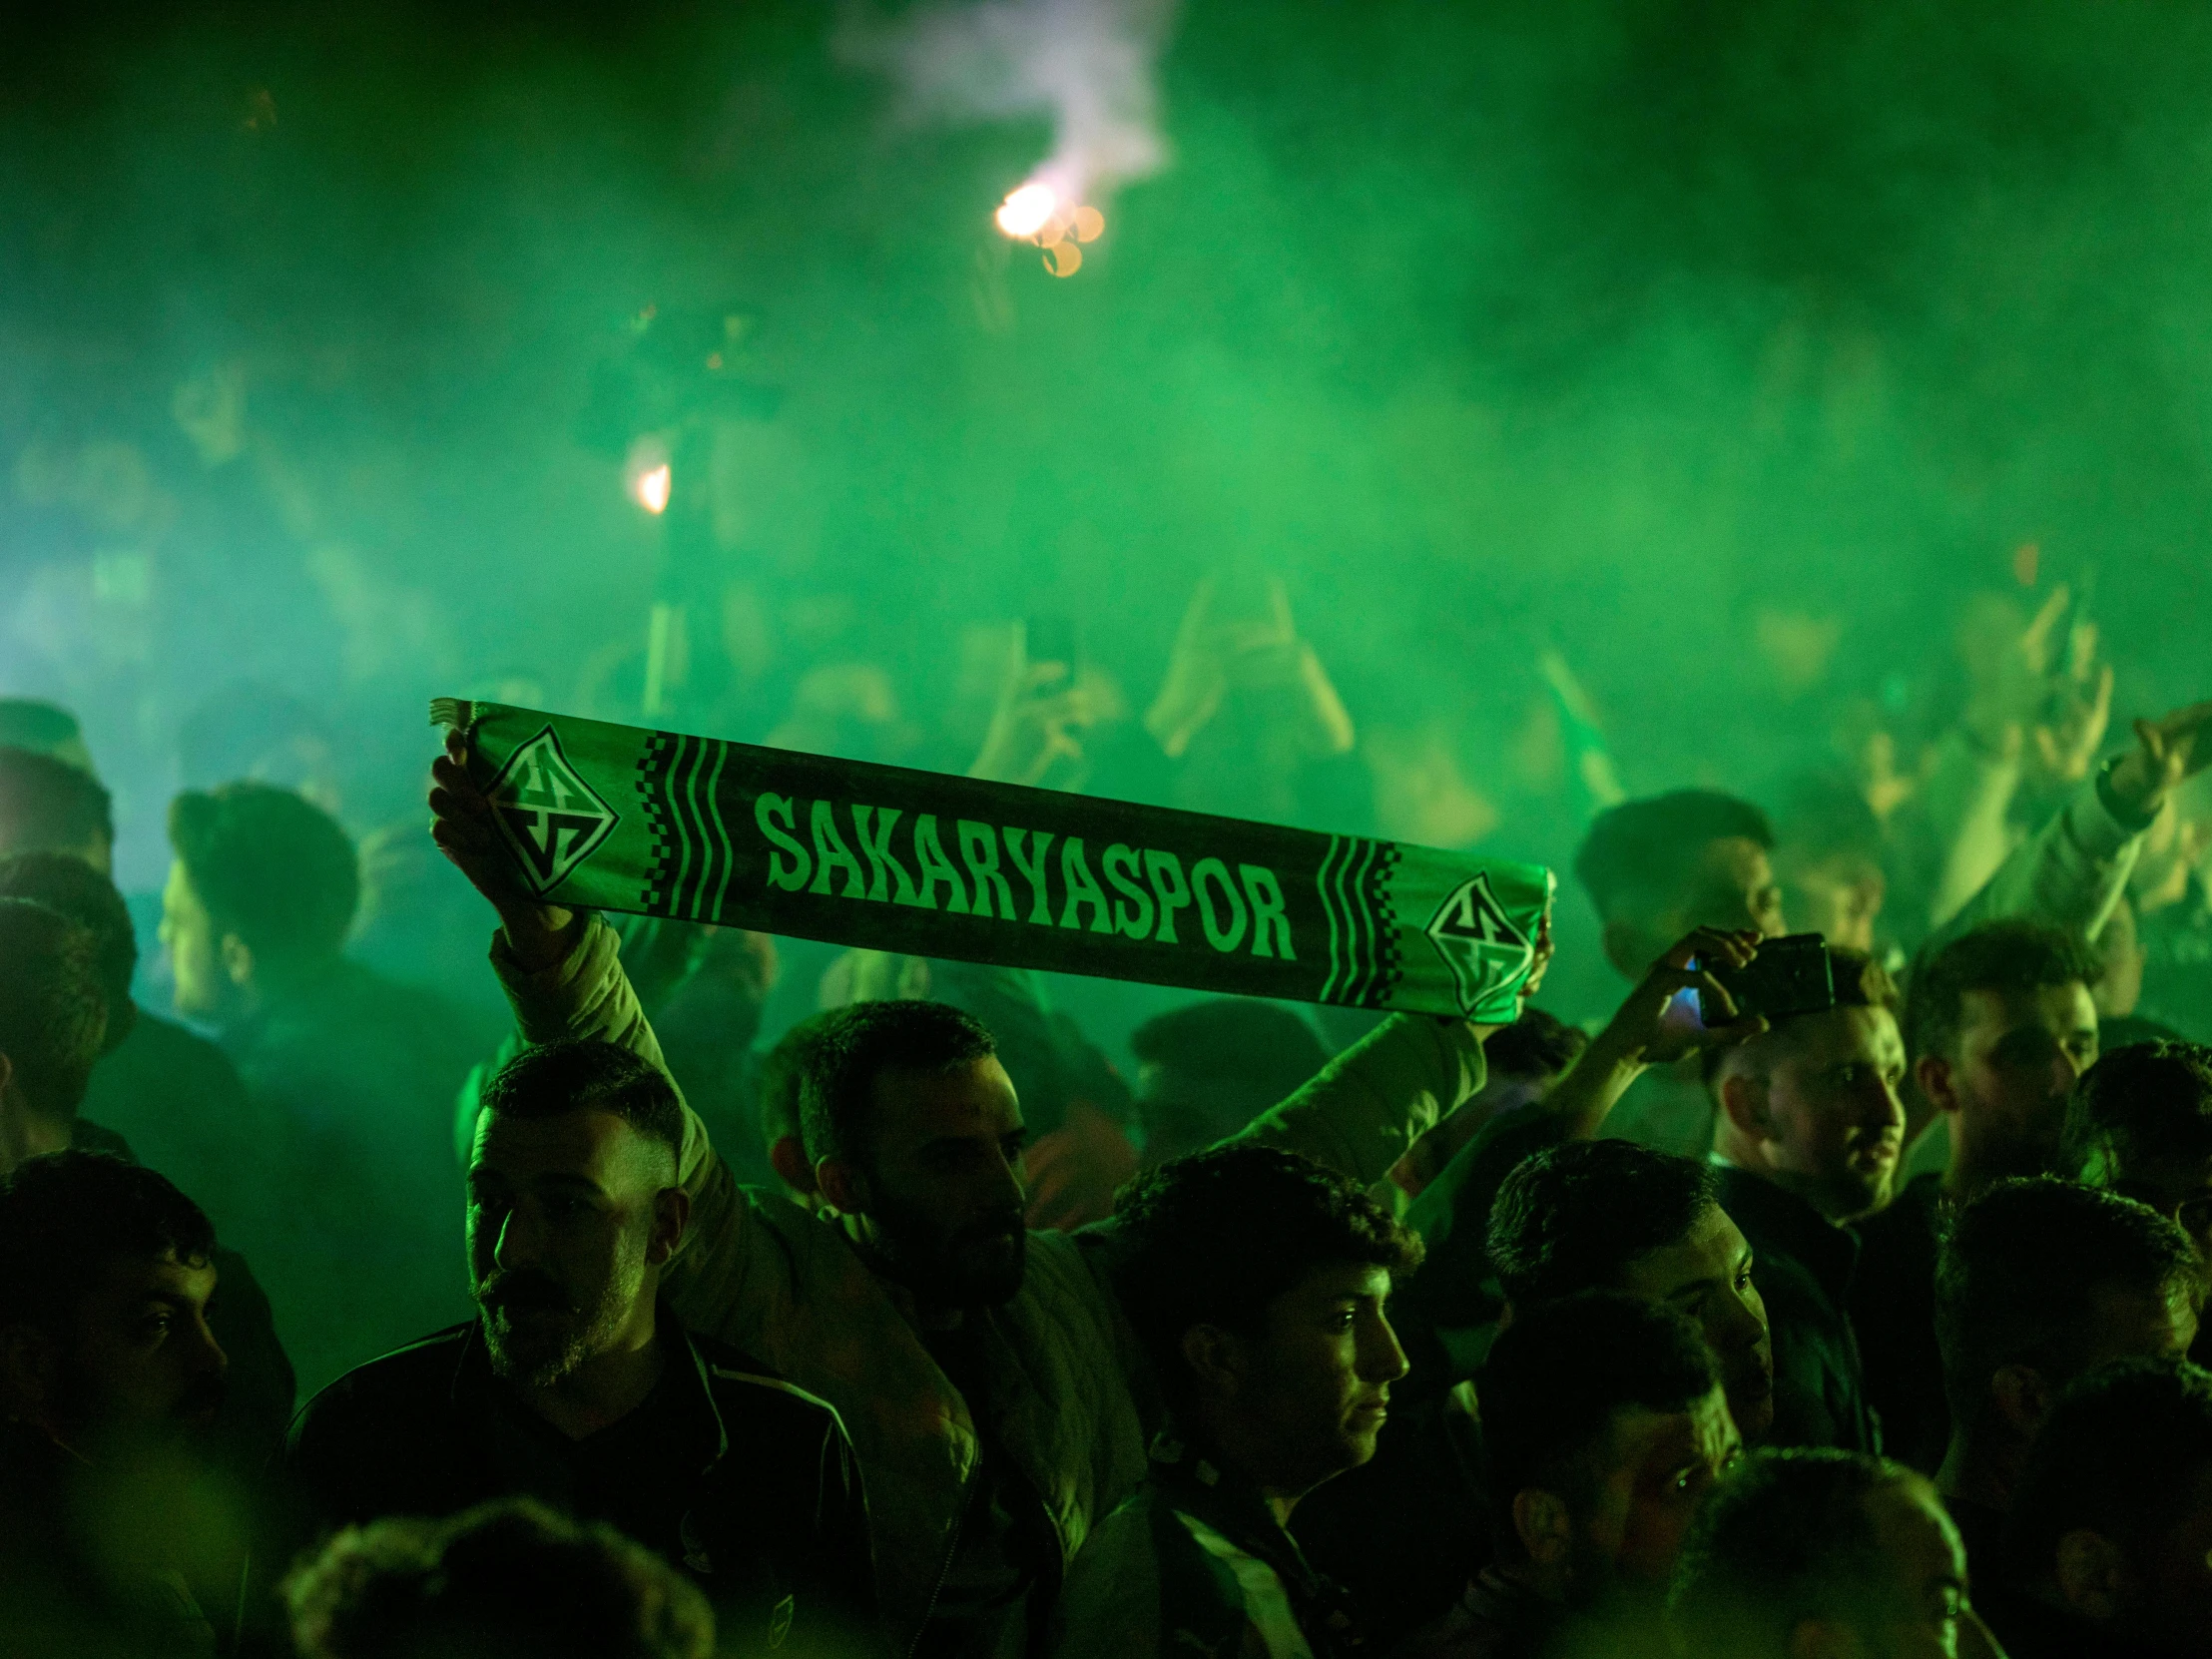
[484,725,619,896]
[1425,872,1534,1014]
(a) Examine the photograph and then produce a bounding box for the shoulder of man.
[113,1006,250,1102]
[1048,1484,1172,1659]
[687,1326,851,1441]
[288,1323,474,1452]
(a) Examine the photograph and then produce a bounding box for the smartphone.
[1697,933,1836,1026]
[1026,615,1078,677]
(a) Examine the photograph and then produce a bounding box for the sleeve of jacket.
[488,914,758,1297]
[1045,1498,1167,1659]
[1927,774,2144,952]
[1231,1013,1489,1188]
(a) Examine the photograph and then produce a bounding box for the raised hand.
[427,728,576,969]
[1590,927,1770,1071]
[969,621,1097,788]
[2106,699,2212,823]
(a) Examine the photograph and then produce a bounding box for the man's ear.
[2054,1528,2131,1622]
[219,932,256,990]
[0,1321,59,1421]
[1916,1054,1959,1117]
[1990,1365,2055,1438]
[1717,1072,1772,1142]
[1789,1619,1870,1659]
[1180,1324,1246,1400]
[769,1136,819,1201]
[646,1185,692,1266]
[1510,1488,1573,1568]
[816,1156,869,1217]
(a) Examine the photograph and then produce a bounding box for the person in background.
[2064,1040,2212,1347]
[1772,771,1891,956]
[1667,1447,1997,1659]
[0,1152,250,1657]
[1400,1291,1740,1659]
[288,1040,875,1655]
[163,781,483,1392]
[0,743,114,872]
[1707,946,1905,1450]
[1127,996,1332,1169]
[1985,1359,2212,1659]
[1933,1178,2200,1578]
[1855,921,2104,1474]
[1047,1146,1418,1659]
[454,917,782,1184]
[1570,790,1786,1155]
[0,852,263,1249]
[284,1496,715,1659]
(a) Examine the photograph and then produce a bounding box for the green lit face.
[159,860,229,1022]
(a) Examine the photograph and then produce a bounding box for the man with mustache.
[0,1151,239,1656]
[1707,945,1907,1451]
[427,730,1518,1656]
[285,1040,876,1657]
[1045,1147,1419,1658]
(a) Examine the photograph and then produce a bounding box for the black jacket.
[1715,1167,1879,1453]
[287,1314,877,1655]
[1851,1172,1948,1473]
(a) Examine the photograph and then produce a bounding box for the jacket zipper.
[902,1464,978,1659]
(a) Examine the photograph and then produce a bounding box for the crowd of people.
[1,598,2211,1659]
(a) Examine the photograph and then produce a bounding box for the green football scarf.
[432,700,1553,1022]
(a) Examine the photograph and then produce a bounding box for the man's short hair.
[1108,1145,1421,1402]
[755,1011,839,1155]
[1487,1141,1720,1308]
[1703,944,1900,1086]
[1130,998,1330,1108]
[0,852,137,1017]
[2064,1039,2212,1183]
[801,999,996,1166]
[1479,1290,1719,1557]
[284,1495,714,1659]
[1934,1176,2199,1428]
[1482,1007,1589,1083]
[1905,919,2102,1064]
[0,745,112,859]
[0,898,109,1121]
[0,1151,218,1333]
[2001,1359,2212,1589]
[1668,1448,1921,1659]
[479,1041,684,1158]
[169,782,358,964]
[1573,790,1773,923]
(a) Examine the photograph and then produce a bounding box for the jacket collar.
[447,1305,728,1473]
[1715,1166,1861,1299]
